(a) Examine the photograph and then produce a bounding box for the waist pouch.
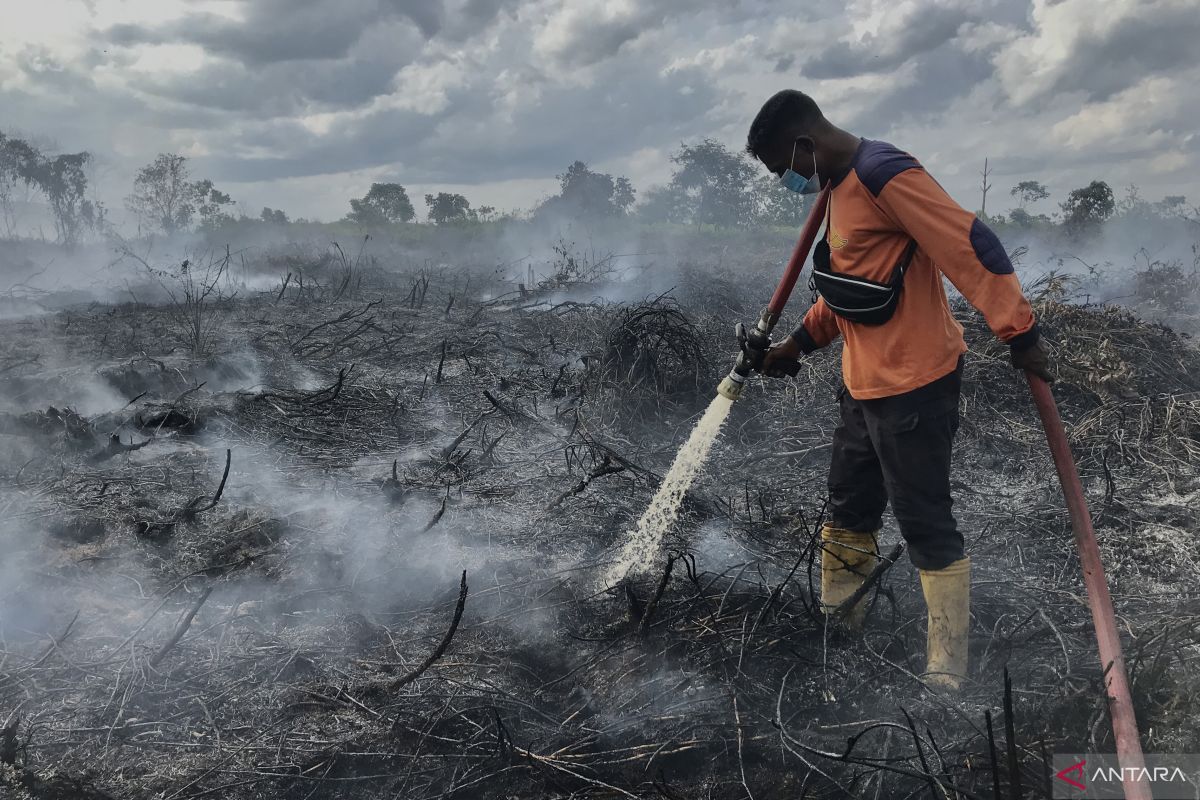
[810,238,918,325]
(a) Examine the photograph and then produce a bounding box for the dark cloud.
[440,0,522,40]
[537,1,760,68]
[382,0,445,36]
[128,23,420,116]
[841,45,994,132]
[106,0,458,65]
[1042,3,1200,101]
[803,4,974,79]
[197,56,721,184]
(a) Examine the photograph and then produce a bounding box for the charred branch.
[150,585,213,667]
[388,571,468,691]
[548,454,625,509]
[639,554,676,633]
[182,449,232,516]
[829,543,904,622]
[87,433,151,464]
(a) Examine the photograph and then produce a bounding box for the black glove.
[1011,335,1054,383]
[762,336,802,378]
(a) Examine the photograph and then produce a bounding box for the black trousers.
[827,358,965,571]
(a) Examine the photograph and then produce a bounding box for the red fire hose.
[716,186,832,401]
[768,186,830,315]
[1027,375,1150,799]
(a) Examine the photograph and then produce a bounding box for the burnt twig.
[441,414,485,460]
[548,455,625,508]
[150,585,213,667]
[29,609,80,669]
[389,571,468,690]
[1004,669,1024,800]
[184,449,232,516]
[436,339,448,383]
[986,711,1003,800]
[640,554,676,633]
[830,543,904,622]
[422,496,448,532]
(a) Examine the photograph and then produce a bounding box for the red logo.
[1056,760,1087,791]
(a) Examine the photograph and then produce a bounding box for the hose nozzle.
[717,316,772,403]
[716,369,746,402]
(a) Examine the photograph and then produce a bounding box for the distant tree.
[347,182,415,225]
[670,139,758,228]
[425,192,474,224]
[1010,180,1049,209]
[1007,208,1034,227]
[636,183,690,224]
[127,154,233,234]
[260,207,289,225]
[1155,195,1195,221]
[0,132,42,238]
[476,205,497,222]
[127,154,192,234]
[193,179,235,231]
[753,175,811,227]
[23,151,96,247]
[1115,183,1145,214]
[537,161,635,219]
[1060,180,1114,236]
[1004,207,1053,229]
[1,133,104,246]
[612,176,635,213]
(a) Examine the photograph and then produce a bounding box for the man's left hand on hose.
[1011,335,1054,382]
[761,335,801,378]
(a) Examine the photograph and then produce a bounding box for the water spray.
[607,190,832,586]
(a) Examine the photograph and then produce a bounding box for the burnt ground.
[1,241,1199,799]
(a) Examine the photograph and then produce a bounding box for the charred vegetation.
[0,236,1198,799]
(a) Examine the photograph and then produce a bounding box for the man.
[749,90,1053,690]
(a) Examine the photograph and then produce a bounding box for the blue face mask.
[780,139,820,194]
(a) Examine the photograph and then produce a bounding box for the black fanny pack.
[810,235,917,326]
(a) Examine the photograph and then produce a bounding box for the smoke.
[0,207,1193,635]
[995,210,1200,328]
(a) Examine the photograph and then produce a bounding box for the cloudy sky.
[2,0,1197,224]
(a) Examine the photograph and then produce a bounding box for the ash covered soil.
[1,237,1199,799]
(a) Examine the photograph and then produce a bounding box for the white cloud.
[1049,76,1178,150]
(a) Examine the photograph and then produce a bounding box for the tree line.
[0,128,1193,247]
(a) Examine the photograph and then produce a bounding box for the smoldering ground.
[1,216,1200,799]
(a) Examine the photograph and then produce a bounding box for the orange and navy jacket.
[793,139,1038,400]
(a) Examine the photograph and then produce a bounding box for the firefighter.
[749,90,1054,690]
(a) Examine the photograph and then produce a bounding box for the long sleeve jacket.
[794,139,1038,399]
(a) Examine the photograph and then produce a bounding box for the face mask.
[780,139,820,194]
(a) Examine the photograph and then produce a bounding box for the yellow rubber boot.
[918,557,971,690]
[819,525,880,630]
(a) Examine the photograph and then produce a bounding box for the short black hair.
[746,90,823,159]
